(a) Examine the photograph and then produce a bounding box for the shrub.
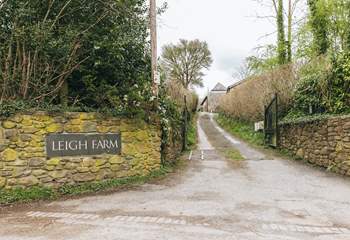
[220,64,298,122]
[288,54,350,117]
[0,0,152,115]
[289,57,331,116]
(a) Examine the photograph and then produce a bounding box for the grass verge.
[187,115,198,150]
[215,114,264,147]
[223,148,245,162]
[215,114,309,162]
[0,164,180,206]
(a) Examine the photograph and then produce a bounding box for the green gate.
[264,94,279,147]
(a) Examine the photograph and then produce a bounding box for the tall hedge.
[0,0,151,114]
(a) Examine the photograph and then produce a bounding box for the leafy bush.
[289,57,331,116]
[0,0,152,115]
[288,54,350,117]
[328,52,350,113]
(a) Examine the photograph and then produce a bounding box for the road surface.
[1,113,350,240]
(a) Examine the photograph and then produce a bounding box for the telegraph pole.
[150,0,159,96]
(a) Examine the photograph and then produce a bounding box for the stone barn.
[200,83,227,112]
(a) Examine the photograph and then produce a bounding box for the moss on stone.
[2,121,16,129]
[2,148,17,161]
[47,158,61,166]
[46,123,63,133]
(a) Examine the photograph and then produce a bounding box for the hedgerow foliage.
[289,54,350,117]
[220,64,298,122]
[220,0,350,121]
[0,0,152,115]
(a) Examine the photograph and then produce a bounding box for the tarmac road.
[0,113,349,240]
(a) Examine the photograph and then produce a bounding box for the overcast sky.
[157,0,277,98]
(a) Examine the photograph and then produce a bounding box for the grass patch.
[224,148,245,162]
[0,165,178,206]
[215,114,264,147]
[187,115,198,149]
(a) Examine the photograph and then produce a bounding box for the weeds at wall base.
[0,165,176,206]
[215,114,349,178]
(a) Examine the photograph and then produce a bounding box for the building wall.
[279,115,350,176]
[208,92,226,112]
[0,112,162,189]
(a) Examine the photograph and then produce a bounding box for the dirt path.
[1,113,350,240]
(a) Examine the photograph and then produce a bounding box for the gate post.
[264,93,279,148]
[275,93,279,148]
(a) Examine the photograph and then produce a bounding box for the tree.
[235,45,279,79]
[254,0,302,63]
[0,0,152,113]
[347,1,350,52]
[308,0,329,55]
[161,39,213,89]
[275,0,287,64]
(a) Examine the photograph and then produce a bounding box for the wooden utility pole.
[150,0,158,96]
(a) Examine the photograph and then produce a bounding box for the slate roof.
[227,79,247,93]
[211,83,227,92]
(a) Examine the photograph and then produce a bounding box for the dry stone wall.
[279,115,350,176]
[0,112,162,189]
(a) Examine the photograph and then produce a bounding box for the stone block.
[69,119,82,125]
[77,167,90,173]
[17,176,39,186]
[33,122,46,129]
[0,144,7,152]
[90,166,100,173]
[79,113,96,120]
[73,173,96,182]
[47,158,61,166]
[109,156,124,164]
[5,129,18,140]
[46,123,63,133]
[64,125,82,133]
[7,160,27,167]
[22,127,39,134]
[96,169,112,180]
[21,117,33,126]
[2,121,16,129]
[48,170,68,179]
[29,158,45,167]
[81,122,97,132]
[9,115,23,123]
[64,163,77,170]
[32,170,47,177]
[95,159,107,167]
[1,148,17,161]
[12,168,31,178]
[97,126,110,133]
[0,177,6,188]
[82,159,95,167]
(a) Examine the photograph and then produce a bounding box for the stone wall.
[279,115,350,176]
[0,112,162,189]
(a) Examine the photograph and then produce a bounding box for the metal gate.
[264,94,279,147]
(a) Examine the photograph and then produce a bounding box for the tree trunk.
[346,1,350,52]
[277,0,287,65]
[308,0,329,55]
[287,0,292,62]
